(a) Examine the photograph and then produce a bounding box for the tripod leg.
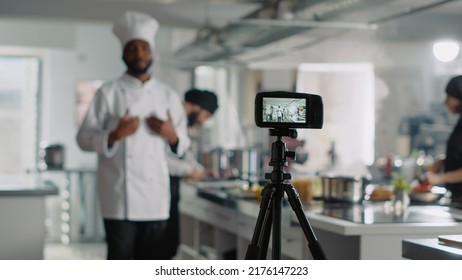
[285,184,327,260]
[272,185,284,260]
[245,185,276,260]
[258,207,272,260]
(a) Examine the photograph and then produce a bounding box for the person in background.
[160,88,219,259]
[426,75,462,204]
[76,11,190,259]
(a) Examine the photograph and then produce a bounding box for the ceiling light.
[433,40,460,63]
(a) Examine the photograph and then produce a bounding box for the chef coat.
[76,73,190,221]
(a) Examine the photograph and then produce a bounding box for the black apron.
[444,117,462,201]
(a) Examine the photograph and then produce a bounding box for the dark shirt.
[445,117,462,200]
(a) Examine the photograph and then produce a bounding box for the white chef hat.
[112,11,159,49]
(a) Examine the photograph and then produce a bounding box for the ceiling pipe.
[173,0,457,66]
[234,18,377,30]
[244,0,458,63]
[174,0,326,63]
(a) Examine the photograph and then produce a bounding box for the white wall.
[248,32,462,159]
[0,18,193,170]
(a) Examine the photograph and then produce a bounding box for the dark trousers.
[158,176,181,259]
[103,219,167,260]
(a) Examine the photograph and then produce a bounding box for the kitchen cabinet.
[179,181,309,260]
[178,183,237,259]
[0,175,58,259]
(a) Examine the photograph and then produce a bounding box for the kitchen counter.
[0,175,59,259]
[180,180,462,259]
[402,238,462,260]
[0,174,59,196]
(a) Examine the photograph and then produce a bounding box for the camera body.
[255,91,323,129]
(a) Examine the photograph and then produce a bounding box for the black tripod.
[245,128,327,260]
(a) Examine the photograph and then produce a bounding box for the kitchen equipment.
[200,148,231,178]
[321,176,371,203]
[228,148,263,181]
[201,148,263,180]
[43,144,65,170]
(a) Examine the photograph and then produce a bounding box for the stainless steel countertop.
[188,179,462,225]
[0,174,59,196]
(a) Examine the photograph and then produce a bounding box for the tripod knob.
[284,173,292,180]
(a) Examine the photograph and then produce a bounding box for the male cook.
[76,11,189,260]
[160,88,219,259]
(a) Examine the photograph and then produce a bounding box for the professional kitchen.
[2,0,462,260]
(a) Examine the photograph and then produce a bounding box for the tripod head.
[265,128,297,184]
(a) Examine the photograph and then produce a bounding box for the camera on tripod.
[245,91,327,260]
[254,91,323,130]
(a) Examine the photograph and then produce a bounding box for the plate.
[410,186,446,203]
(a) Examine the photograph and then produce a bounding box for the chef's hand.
[430,159,444,173]
[108,110,140,146]
[187,169,206,181]
[425,171,445,185]
[145,111,178,145]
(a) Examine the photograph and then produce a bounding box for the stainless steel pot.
[321,176,370,203]
[201,148,263,180]
[228,149,263,181]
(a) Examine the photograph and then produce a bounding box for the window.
[0,56,41,173]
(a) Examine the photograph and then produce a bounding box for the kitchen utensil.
[43,144,65,170]
[321,175,371,203]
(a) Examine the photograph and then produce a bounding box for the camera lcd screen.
[255,91,322,129]
[262,97,306,124]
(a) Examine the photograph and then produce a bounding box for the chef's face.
[188,107,212,127]
[122,39,153,75]
[196,109,212,125]
[445,95,461,114]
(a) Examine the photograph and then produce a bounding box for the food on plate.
[370,187,394,201]
[412,180,433,192]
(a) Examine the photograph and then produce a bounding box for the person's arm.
[430,158,444,173]
[76,89,119,157]
[108,110,140,147]
[427,167,462,185]
[77,87,140,157]
[145,89,190,156]
[145,111,178,147]
[166,150,205,178]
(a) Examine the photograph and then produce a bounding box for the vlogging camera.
[248,91,328,260]
[255,91,323,129]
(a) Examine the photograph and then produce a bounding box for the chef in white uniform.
[76,10,189,260]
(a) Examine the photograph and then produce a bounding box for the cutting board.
[438,235,462,247]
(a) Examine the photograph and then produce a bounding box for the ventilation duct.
[174,0,456,64]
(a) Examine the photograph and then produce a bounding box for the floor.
[44,242,106,260]
[43,242,183,260]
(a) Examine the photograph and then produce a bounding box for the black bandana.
[184,89,219,114]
